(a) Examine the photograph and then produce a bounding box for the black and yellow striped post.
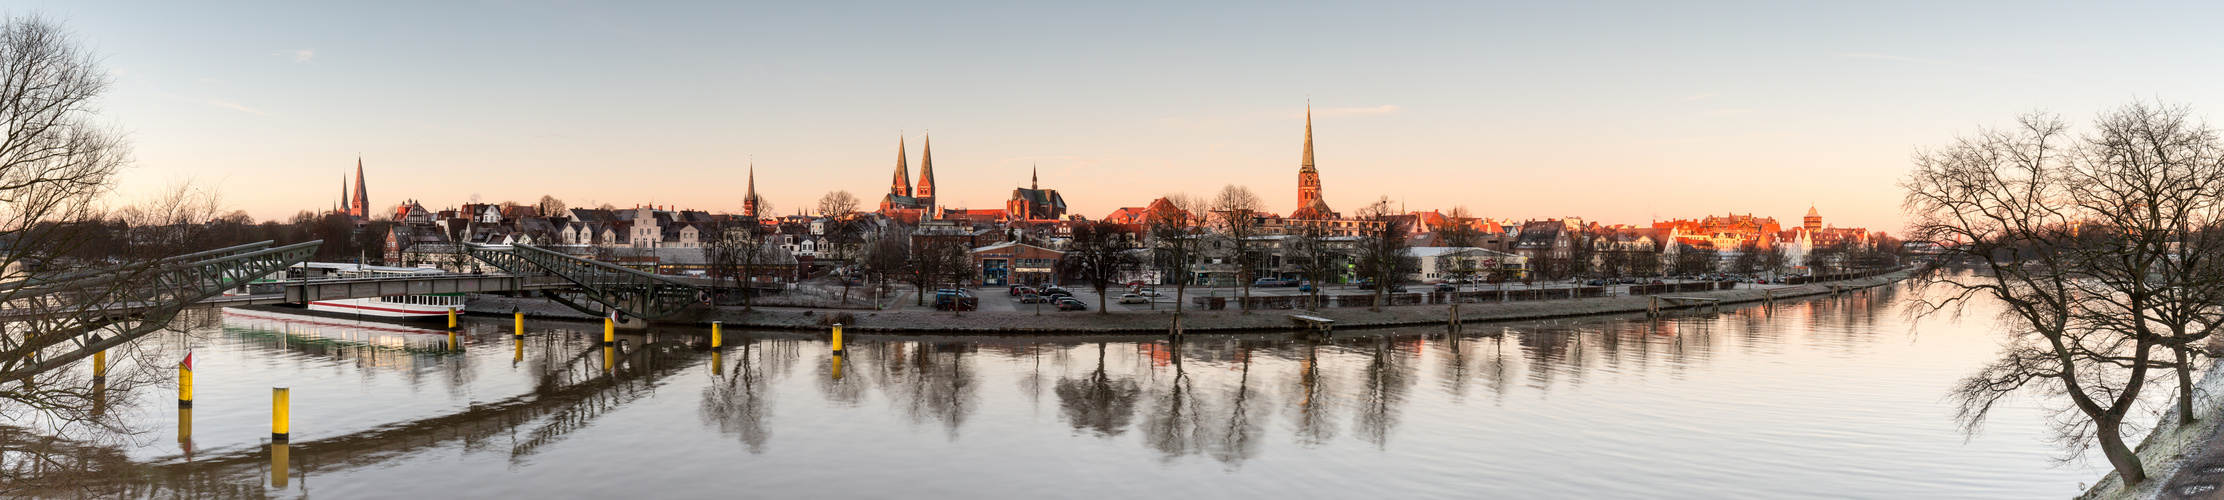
[272,387,290,443]
[831,323,844,355]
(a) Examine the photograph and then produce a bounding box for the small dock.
[1290,314,1335,332]
[1649,296,1721,316]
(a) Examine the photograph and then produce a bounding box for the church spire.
[340,174,349,215]
[744,162,759,217]
[916,133,936,201]
[891,136,912,197]
[1301,103,1316,173]
[1031,162,1038,190]
[351,157,369,219]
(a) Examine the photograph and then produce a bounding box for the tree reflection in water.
[1057,342,1140,438]
[0,287,1929,494]
[700,339,773,454]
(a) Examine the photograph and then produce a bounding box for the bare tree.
[0,15,130,280]
[1148,194,1207,332]
[1353,197,1410,311]
[537,195,566,218]
[1211,185,1264,313]
[1061,221,1140,314]
[817,191,860,218]
[705,216,770,310]
[860,224,911,309]
[1902,105,2224,488]
[1285,223,1341,311]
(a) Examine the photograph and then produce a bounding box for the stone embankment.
[467,271,1909,334]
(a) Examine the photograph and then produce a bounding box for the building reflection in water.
[0,286,1913,495]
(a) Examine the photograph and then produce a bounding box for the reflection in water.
[1058,343,1140,438]
[0,283,2101,498]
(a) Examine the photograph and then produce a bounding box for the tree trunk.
[2097,415,2147,486]
[2178,346,2198,426]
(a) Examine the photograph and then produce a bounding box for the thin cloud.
[209,100,274,117]
[278,49,315,62]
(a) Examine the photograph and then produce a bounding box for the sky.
[22,1,2224,232]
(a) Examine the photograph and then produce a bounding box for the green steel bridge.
[0,240,708,382]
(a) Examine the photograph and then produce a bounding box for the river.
[3,278,2107,498]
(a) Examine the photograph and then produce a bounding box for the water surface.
[22,281,2102,498]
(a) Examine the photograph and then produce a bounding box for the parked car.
[1585,279,1605,286]
[1019,293,1047,304]
[1135,289,1162,297]
[1042,289,1072,299]
[1298,283,1314,293]
[1388,285,1408,293]
[1056,298,1089,311]
[934,292,978,311]
[1435,283,1457,292]
[1650,279,1664,285]
[1252,278,1289,287]
[1356,280,1376,290]
[1118,293,1150,304]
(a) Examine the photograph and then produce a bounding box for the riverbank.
[2080,353,2224,499]
[465,271,1909,333]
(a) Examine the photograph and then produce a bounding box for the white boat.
[300,263,463,320]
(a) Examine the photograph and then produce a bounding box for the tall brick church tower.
[1291,104,1334,220]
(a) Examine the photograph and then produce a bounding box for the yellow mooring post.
[178,364,193,409]
[831,323,844,354]
[603,346,614,372]
[93,349,107,378]
[272,387,290,443]
[447,307,458,329]
[514,311,524,336]
[832,354,844,380]
[712,351,724,376]
[712,321,722,349]
[448,330,459,351]
[513,338,523,363]
[604,316,615,345]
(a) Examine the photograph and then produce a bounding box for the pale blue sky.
[26,1,2224,231]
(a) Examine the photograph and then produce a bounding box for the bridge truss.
[467,243,701,321]
[0,240,321,382]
